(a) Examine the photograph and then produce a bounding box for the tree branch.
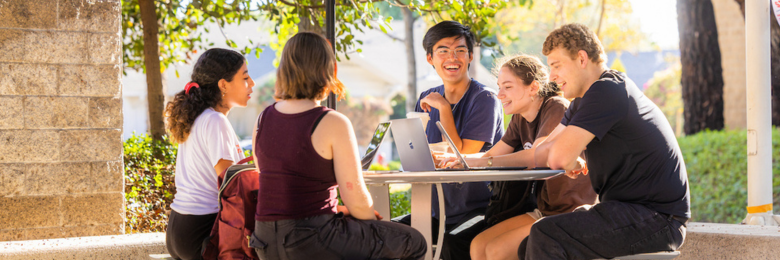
[596,0,605,36]
[379,29,404,41]
[276,0,377,8]
[389,0,435,12]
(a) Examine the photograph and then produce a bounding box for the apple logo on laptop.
[408,141,414,149]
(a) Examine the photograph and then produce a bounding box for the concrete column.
[0,0,124,240]
[744,0,777,225]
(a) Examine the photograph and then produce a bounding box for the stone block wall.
[712,0,747,130]
[0,0,123,241]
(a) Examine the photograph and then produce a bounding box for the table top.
[363,169,564,184]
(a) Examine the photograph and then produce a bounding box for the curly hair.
[164,48,245,143]
[275,32,345,101]
[493,54,561,98]
[542,23,607,65]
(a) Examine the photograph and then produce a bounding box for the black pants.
[252,213,427,260]
[166,210,217,260]
[518,201,686,260]
[394,208,487,260]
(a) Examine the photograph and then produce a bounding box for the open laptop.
[361,122,391,170]
[436,121,527,171]
[391,118,526,171]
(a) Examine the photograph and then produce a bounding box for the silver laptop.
[390,118,526,171]
[361,122,391,170]
[435,121,527,171]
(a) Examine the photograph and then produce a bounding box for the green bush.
[124,133,177,233]
[390,188,411,218]
[679,129,780,223]
[388,160,402,171]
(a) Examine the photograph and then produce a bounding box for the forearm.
[340,187,377,220]
[470,148,535,167]
[214,159,233,176]
[494,149,535,167]
[547,143,584,171]
[534,141,552,168]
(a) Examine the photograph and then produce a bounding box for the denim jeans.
[518,201,686,260]
[251,213,427,260]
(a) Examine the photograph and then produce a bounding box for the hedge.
[123,134,177,233]
[680,129,780,223]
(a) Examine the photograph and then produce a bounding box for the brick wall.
[712,0,747,130]
[0,0,123,241]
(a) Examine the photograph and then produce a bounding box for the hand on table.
[565,157,588,179]
[437,156,464,169]
[432,152,459,168]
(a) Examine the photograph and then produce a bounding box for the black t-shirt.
[562,70,690,218]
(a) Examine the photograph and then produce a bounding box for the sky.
[629,0,680,50]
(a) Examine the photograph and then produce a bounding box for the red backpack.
[202,157,259,260]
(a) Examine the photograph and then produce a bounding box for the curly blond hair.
[542,23,607,65]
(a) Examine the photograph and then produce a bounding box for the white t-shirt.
[170,108,245,215]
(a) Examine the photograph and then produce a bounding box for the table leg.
[368,184,391,221]
[411,183,433,260]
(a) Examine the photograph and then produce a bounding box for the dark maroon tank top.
[254,103,338,221]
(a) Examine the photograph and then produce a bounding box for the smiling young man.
[393,20,504,260]
[518,23,690,259]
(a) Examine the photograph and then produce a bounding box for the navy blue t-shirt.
[415,79,504,224]
[562,70,690,219]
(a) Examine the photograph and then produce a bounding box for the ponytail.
[164,48,244,143]
[539,81,562,98]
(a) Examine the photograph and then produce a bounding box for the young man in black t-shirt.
[520,23,691,259]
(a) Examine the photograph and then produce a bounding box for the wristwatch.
[487,156,493,167]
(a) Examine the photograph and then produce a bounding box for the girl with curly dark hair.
[163,48,254,260]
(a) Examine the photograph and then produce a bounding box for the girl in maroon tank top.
[249,32,426,260]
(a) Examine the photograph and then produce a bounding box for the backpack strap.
[219,152,255,192]
[218,166,256,209]
[236,157,253,165]
[216,157,256,209]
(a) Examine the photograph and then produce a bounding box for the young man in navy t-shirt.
[524,23,690,259]
[394,20,504,260]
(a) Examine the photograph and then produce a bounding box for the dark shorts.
[166,210,217,260]
[252,213,427,260]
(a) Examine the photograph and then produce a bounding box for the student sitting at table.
[250,32,427,260]
[164,48,254,260]
[392,20,505,260]
[440,54,598,260]
[524,23,689,259]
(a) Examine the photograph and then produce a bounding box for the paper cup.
[406,112,431,132]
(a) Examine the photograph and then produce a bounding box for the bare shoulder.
[318,110,353,132]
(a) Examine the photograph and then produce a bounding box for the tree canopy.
[122,0,533,74]
[492,0,648,60]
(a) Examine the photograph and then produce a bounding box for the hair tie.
[185,82,200,95]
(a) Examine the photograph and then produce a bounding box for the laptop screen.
[435,121,471,169]
[361,122,391,170]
